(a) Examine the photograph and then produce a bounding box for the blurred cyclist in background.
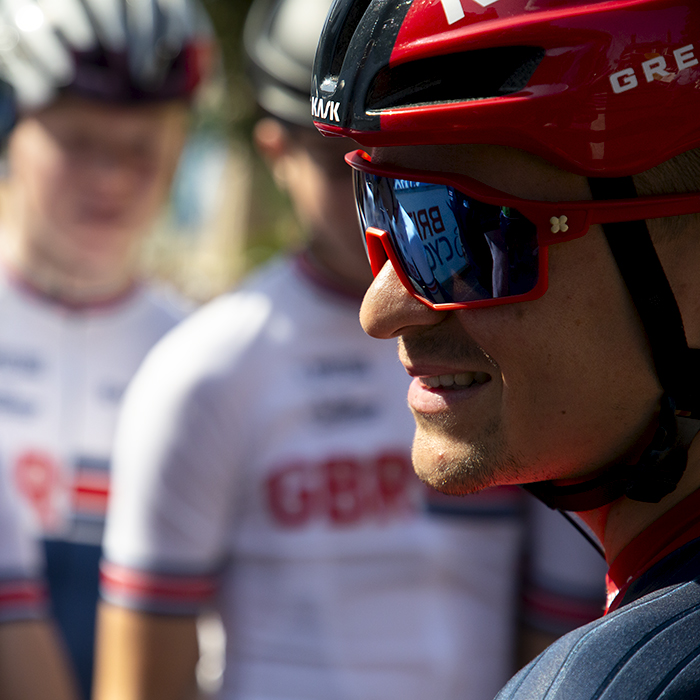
[0,0,215,696]
[92,0,606,699]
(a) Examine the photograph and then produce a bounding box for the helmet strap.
[588,176,700,412]
[523,175,700,511]
[523,395,699,511]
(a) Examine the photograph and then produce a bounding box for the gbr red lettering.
[266,452,415,527]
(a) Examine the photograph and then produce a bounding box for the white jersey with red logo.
[0,269,190,546]
[102,255,607,700]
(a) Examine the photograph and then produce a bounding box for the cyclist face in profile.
[359,142,663,497]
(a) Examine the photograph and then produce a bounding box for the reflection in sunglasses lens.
[358,172,539,305]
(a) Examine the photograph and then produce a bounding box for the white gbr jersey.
[0,268,189,545]
[103,256,606,700]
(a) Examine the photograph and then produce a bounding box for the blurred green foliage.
[201,0,302,281]
[201,0,257,136]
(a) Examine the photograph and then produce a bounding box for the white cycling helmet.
[0,0,215,111]
[244,0,333,127]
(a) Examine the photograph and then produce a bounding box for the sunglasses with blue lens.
[347,149,700,310]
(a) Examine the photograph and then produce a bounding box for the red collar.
[605,488,700,613]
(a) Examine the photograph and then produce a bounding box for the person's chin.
[410,423,499,496]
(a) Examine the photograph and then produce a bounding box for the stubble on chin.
[410,411,528,496]
[398,326,529,495]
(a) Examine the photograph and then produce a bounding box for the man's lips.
[406,369,492,414]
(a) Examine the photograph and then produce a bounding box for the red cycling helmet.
[312,0,700,177]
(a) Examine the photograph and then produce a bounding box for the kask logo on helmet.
[311,96,340,122]
[610,43,698,94]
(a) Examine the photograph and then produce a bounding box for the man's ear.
[253,117,291,189]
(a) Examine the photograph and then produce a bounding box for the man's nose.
[359,260,448,339]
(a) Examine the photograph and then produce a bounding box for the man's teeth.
[421,372,490,389]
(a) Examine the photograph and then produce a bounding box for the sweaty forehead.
[369,143,592,202]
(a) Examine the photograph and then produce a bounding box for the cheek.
[109,163,170,224]
[466,231,661,471]
[130,165,166,201]
[320,179,363,239]
[22,153,75,220]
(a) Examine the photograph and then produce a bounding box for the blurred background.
[140,0,306,304]
[142,4,310,691]
[142,3,325,693]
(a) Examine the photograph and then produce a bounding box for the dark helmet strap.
[588,176,700,412]
[523,176,700,511]
[523,395,697,511]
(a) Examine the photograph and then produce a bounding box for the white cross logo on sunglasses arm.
[550,216,569,234]
[439,0,499,25]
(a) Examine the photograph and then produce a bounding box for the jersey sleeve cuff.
[0,575,49,622]
[99,560,219,616]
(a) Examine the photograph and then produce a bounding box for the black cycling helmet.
[244,0,333,126]
[0,0,215,111]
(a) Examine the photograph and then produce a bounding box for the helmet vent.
[329,0,374,77]
[366,45,545,111]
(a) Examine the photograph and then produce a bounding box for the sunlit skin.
[359,143,700,561]
[0,95,188,304]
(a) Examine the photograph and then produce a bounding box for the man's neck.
[578,433,700,564]
[1,236,137,307]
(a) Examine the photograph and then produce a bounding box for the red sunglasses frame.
[346,149,700,310]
